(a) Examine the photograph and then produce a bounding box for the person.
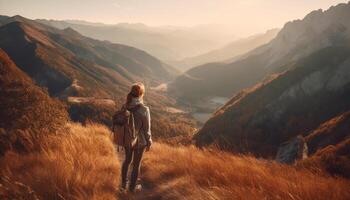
[121,82,152,192]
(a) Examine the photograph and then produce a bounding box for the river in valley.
[152,83,229,125]
[191,96,229,124]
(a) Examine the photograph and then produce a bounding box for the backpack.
[112,105,140,148]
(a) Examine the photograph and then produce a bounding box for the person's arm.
[142,107,152,148]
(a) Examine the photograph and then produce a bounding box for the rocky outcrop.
[276,136,308,164]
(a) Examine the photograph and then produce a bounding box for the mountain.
[308,137,350,178]
[170,29,279,71]
[306,111,350,155]
[0,16,177,96]
[170,2,350,103]
[297,111,350,178]
[35,19,235,61]
[195,45,350,157]
[0,16,196,139]
[0,15,177,97]
[0,48,122,199]
[0,48,68,154]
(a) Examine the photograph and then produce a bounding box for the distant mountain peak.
[0,21,26,34]
[0,15,178,96]
[63,27,81,36]
[303,9,323,20]
[11,15,25,20]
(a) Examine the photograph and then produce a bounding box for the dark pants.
[121,147,145,190]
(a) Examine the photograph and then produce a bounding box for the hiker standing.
[112,82,152,192]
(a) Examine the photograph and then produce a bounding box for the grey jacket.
[126,98,152,148]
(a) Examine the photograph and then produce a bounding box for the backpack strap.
[127,104,142,112]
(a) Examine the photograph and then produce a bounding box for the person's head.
[126,82,145,104]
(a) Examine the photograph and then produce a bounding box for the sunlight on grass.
[0,123,120,200]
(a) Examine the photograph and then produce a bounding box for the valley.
[187,96,230,124]
[0,15,197,140]
[152,82,229,124]
[36,19,235,61]
[1,1,350,199]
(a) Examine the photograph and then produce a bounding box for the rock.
[276,135,308,164]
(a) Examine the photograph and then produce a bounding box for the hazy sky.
[0,0,348,36]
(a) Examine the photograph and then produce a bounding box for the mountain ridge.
[0,16,196,139]
[195,45,350,157]
[35,18,235,61]
[170,28,279,71]
[0,16,178,96]
[170,2,350,102]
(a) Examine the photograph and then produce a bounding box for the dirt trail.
[116,150,161,200]
[118,184,161,200]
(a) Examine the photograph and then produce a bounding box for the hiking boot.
[129,183,142,193]
[120,180,128,191]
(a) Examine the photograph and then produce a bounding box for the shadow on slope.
[0,49,120,199]
[0,49,68,154]
[296,111,350,178]
[195,46,350,157]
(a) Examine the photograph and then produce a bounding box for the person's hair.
[126,82,145,105]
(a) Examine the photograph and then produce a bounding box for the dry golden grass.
[298,138,350,179]
[141,143,350,200]
[0,123,120,200]
[1,124,349,200]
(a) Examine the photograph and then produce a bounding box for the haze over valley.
[1,0,350,199]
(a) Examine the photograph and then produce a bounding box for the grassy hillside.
[195,46,350,157]
[0,123,120,200]
[138,143,350,200]
[2,122,349,200]
[306,111,350,154]
[299,138,350,179]
[0,16,196,140]
[0,16,177,96]
[0,60,348,199]
[0,49,68,154]
[295,111,350,178]
[0,49,120,199]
